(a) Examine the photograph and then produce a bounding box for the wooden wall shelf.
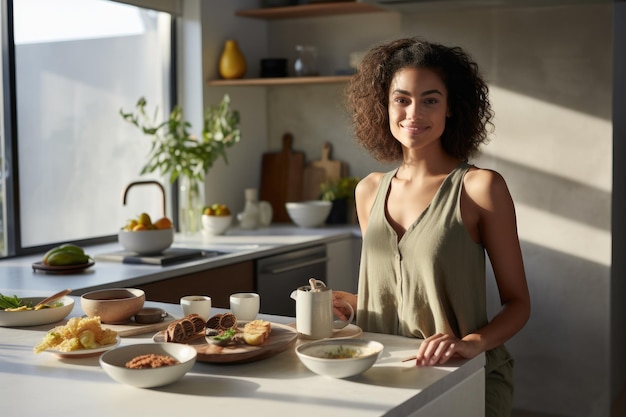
[207,75,351,87]
[235,2,383,20]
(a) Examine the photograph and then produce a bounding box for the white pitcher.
[290,279,354,339]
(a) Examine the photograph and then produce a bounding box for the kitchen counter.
[0,299,485,417]
[0,225,358,295]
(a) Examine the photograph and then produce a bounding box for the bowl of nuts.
[99,343,197,388]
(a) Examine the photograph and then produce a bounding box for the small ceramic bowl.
[81,288,145,324]
[285,201,332,228]
[100,343,197,388]
[118,228,174,255]
[202,214,232,235]
[133,307,167,324]
[296,338,383,378]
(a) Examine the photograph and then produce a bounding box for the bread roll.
[164,314,206,343]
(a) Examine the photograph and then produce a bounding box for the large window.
[1,0,175,256]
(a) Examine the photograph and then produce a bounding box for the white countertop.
[0,299,485,417]
[0,225,357,295]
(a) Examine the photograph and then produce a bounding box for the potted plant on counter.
[320,176,359,224]
[120,94,241,235]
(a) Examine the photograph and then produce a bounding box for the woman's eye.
[394,97,410,105]
[424,98,439,105]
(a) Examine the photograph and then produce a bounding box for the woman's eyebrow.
[421,89,444,96]
[391,88,444,96]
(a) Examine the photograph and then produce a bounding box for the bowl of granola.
[99,343,197,388]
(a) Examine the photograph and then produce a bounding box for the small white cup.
[230,292,260,321]
[180,295,212,320]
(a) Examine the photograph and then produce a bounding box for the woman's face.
[388,67,450,153]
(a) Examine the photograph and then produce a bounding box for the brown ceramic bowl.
[80,288,145,324]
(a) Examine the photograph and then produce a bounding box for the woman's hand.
[332,291,357,321]
[413,333,485,366]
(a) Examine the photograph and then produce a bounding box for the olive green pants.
[485,346,515,417]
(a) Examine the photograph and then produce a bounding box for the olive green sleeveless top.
[356,162,514,415]
[356,162,487,338]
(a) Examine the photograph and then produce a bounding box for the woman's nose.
[406,104,422,120]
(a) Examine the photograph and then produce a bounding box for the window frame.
[0,0,179,258]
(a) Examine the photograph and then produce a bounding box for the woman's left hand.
[413,333,484,366]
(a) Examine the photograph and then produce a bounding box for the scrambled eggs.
[33,316,118,354]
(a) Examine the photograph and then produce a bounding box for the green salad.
[0,293,61,311]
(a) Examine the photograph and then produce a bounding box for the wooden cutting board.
[310,142,347,182]
[260,133,305,222]
[302,165,326,201]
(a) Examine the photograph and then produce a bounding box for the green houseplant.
[120,94,241,234]
[320,176,359,224]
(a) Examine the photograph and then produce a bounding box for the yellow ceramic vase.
[219,40,247,79]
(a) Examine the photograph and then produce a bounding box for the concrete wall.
[611,2,626,414]
[196,2,620,415]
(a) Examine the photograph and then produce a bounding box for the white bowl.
[285,200,332,228]
[296,338,383,378]
[0,296,74,327]
[81,288,145,324]
[202,214,232,235]
[118,228,173,255]
[100,343,197,388]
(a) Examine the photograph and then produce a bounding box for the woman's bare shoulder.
[356,172,386,197]
[463,166,513,207]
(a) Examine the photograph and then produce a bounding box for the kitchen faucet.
[122,180,166,217]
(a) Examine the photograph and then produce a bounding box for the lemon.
[138,212,152,226]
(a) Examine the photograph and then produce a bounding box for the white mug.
[180,295,212,320]
[290,280,354,340]
[230,292,260,321]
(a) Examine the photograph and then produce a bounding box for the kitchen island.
[0,299,485,417]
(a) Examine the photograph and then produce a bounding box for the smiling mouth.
[402,124,428,134]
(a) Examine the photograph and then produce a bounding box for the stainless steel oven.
[256,245,327,317]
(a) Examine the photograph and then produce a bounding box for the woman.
[333,38,530,416]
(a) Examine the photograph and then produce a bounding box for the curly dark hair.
[344,37,494,163]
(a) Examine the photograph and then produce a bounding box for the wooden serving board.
[310,142,347,183]
[153,322,297,364]
[260,133,305,222]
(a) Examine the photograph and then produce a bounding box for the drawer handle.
[264,257,329,274]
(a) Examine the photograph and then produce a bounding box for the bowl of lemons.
[202,204,232,236]
[118,212,174,255]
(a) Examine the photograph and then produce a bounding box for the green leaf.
[119,94,241,184]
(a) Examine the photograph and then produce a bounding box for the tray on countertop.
[94,248,221,266]
[153,321,297,363]
[101,312,179,337]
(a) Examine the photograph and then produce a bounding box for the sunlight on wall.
[516,202,611,266]
[486,86,612,192]
[480,87,612,267]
